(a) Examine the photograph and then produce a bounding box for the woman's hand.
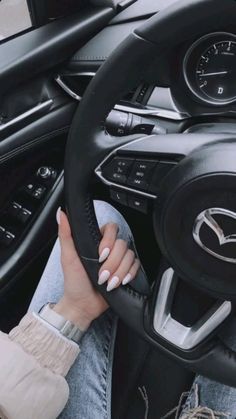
[98,223,140,290]
[54,208,140,332]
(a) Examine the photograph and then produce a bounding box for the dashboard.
[58,11,236,127]
[167,30,236,120]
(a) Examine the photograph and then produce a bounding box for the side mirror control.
[37,166,57,181]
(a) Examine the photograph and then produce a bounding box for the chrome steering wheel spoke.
[153,268,232,351]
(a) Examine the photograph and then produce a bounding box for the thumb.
[56,207,80,262]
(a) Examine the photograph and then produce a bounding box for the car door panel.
[0,2,116,310]
[68,19,144,72]
[0,6,114,94]
[0,99,75,156]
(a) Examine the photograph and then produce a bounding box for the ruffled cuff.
[9,313,80,376]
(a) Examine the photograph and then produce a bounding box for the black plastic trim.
[109,0,175,24]
[0,6,114,95]
[0,102,76,161]
[68,19,144,72]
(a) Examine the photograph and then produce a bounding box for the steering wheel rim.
[65,0,236,387]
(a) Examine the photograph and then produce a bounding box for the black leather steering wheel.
[65,0,236,387]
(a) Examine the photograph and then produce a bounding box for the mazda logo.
[193,208,236,264]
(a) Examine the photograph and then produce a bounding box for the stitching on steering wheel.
[81,256,99,262]
[124,285,146,301]
[85,194,101,246]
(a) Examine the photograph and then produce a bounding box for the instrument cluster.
[183,32,236,106]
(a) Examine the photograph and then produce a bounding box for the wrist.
[53,298,92,332]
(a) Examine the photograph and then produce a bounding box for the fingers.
[106,249,135,291]
[123,258,141,285]
[99,223,119,263]
[108,257,140,290]
[57,211,140,292]
[98,239,128,284]
[98,238,141,291]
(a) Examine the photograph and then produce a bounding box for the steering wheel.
[65,0,236,387]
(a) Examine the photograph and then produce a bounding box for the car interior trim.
[0,101,76,158]
[55,74,190,121]
[55,73,96,102]
[0,99,53,133]
[0,126,69,165]
[0,6,115,95]
[114,104,189,121]
[153,268,232,350]
[55,76,83,102]
[56,72,236,122]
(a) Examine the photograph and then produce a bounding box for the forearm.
[9,311,80,376]
[0,311,80,419]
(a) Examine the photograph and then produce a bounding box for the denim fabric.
[179,380,232,418]
[178,317,236,418]
[29,201,134,419]
[29,200,236,419]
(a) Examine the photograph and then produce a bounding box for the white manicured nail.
[99,247,110,263]
[122,274,132,286]
[56,207,61,225]
[107,276,120,292]
[98,270,110,285]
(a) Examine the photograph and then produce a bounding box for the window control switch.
[17,208,32,223]
[24,183,35,195]
[0,227,15,246]
[9,202,22,218]
[32,186,47,199]
[0,226,5,239]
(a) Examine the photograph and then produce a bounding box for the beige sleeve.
[0,313,80,419]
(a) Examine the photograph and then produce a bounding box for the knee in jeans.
[162,385,230,419]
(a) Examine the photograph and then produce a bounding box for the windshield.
[0,0,32,41]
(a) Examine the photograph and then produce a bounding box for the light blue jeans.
[29,201,236,419]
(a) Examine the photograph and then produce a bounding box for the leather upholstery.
[69,20,143,71]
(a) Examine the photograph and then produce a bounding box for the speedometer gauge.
[184,33,236,105]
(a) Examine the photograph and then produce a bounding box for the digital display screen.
[0,0,32,41]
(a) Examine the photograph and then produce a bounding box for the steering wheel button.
[110,189,128,205]
[135,171,145,178]
[135,161,156,172]
[127,177,148,190]
[111,173,127,184]
[128,160,156,188]
[102,158,134,182]
[128,195,148,214]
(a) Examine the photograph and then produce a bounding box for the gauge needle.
[200,71,229,77]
